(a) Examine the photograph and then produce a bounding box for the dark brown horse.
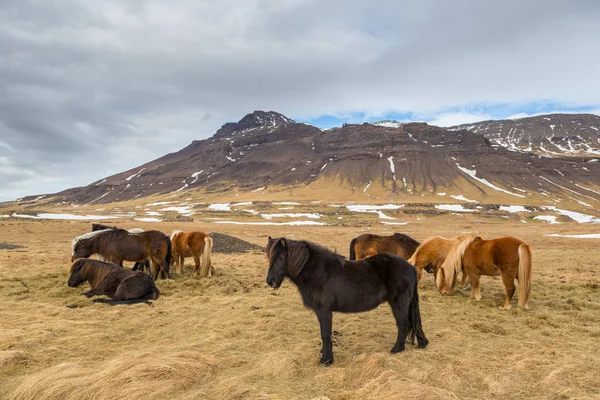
[266,237,428,365]
[68,259,159,304]
[349,233,420,261]
[170,231,214,277]
[72,228,171,280]
[437,236,533,309]
[91,223,150,273]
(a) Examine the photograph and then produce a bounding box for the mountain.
[16,111,600,210]
[450,113,600,157]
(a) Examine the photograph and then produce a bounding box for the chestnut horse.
[408,235,471,282]
[170,231,214,277]
[437,236,533,310]
[72,228,171,280]
[349,233,420,261]
[266,237,428,365]
[68,259,159,304]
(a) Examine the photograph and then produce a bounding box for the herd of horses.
[66,223,532,364]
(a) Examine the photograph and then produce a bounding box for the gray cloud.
[1,0,600,201]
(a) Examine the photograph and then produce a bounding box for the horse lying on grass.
[266,236,428,365]
[437,236,533,310]
[68,259,160,305]
[349,233,420,261]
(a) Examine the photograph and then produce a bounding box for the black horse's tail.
[349,238,357,260]
[405,272,429,348]
[165,237,172,267]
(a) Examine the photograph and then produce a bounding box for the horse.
[68,259,160,305]
[436,236,533,310]
[90,223,150,273]
[349,233,420,261]
[407,235,471,282]
[266,237,428,365]
[72,228,171,280]
[170,231,214,277]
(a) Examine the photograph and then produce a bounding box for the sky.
[1,0,600,201]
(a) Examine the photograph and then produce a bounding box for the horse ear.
[268,236,272,241]
[287,241,309,278]
[280,238,286,248]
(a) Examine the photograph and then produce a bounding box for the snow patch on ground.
[273,202,300,205]
[125,168,145,181]
[134,217,162,222]
[542,206,600,223]
[261,213,322,220]
[212,220,327,226]
[381,221,408,225]
[346,204,404,212]
[147,201,172,206]
[435,204,476,213]
[12,213,118,220]
[160,206,194,216]
[456,163,525,198]
[450,194,477,203]
[500,205,531,213]
[208,203,231,211]
[252,187,266,192]
[546,233,600,238]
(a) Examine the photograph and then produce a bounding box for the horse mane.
[170,230,183,240]
[437,235,478,291]
[393,233,420,254]
[303,240,346,262]
[72,229,114,255]
[79,260,121,288]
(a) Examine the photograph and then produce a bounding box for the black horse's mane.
[300,239,347,262]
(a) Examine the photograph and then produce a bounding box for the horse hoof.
[319,357,333,366]
[390,346,405,353]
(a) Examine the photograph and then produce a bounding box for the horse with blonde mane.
[68,259,160,304]
[436,236,533,310]
[349,233,420,261]
[407,235,471,282]
[170,231,214,277]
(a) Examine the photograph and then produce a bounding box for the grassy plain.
[0,216,599,399]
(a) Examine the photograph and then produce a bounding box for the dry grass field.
[1,217,599,400]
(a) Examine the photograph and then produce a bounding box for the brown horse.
[437,236,533,310]
[408,235,471,282]
[72,228,171,280]
[349,233,420,261]
[170,231,214,277]
[90,223,150,273]
[68,259,159,304]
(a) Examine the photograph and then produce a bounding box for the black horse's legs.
[316,309,333,365]
[390,300,409,353]
[82,289,102,298]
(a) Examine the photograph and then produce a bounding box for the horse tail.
[517,243,532,310]
[405,269,429,348]
[437,235,476,294]
[349,238,357,260]
[165,237,172,268]
[201,236,213,277]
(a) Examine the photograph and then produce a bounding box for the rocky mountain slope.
[451,113,600,157]
[16,111,600,210]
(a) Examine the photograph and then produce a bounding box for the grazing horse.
[72,228,171,280]
[68,259,159,304]
[408,235,471,282]
[170,231,214,277]
[349,233,420,261]
[437,236,533,310]
[91,223,150,273]
[266,237,428,365]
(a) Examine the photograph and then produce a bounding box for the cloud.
[1,0,600,201]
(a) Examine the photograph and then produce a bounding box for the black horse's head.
[67,260,86,288]
[265,237,309,289]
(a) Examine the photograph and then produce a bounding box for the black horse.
[266,237,428,365]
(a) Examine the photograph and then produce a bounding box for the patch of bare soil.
[0,243,24,250]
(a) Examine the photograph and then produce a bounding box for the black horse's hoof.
[390,345,405,353]
[319,356,333,366]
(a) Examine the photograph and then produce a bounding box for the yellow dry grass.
[0,218,599,400]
